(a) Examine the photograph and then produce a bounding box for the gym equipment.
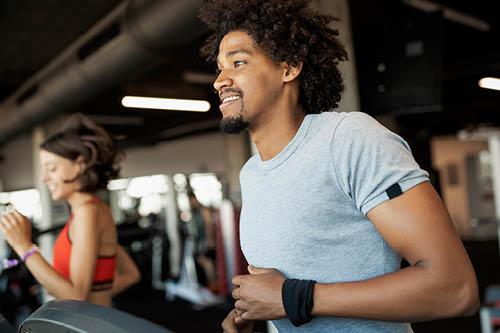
[0,313,16,333]
[165,237,222,308]
[480,285,500,333]
[13,299,173,333]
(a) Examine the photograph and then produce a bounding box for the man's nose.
[213,70,233,93]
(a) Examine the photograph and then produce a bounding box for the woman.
[0,114,140,307]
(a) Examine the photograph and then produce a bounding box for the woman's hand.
[0,211,34,256]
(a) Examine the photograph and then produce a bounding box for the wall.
[0,130,249,195]
[121,132,228,178]
[311,0,360,113]
[0,133,34,191]
[431,136,489,235]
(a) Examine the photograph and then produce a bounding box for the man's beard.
[220,114,249,134]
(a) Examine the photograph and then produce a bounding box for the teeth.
[222,95,240,103]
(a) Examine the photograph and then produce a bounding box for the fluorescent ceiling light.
[443,8,490,32]
[479,77,500,91]
[121,96,210,112]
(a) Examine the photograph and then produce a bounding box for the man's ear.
[282,62,303,83]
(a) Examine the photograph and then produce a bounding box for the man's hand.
[221,308,253,333]
[232,265,287,321]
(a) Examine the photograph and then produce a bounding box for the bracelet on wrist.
[2,245,38,269]
[21,245,39,262]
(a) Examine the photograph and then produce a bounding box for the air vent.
[77,23,121,61]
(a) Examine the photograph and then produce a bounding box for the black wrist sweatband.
[282,278,316,327]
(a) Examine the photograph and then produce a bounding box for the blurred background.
[0,0,499,332]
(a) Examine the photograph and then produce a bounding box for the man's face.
[214,30,284,134]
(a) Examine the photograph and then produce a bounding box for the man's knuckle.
[240,289,248,299]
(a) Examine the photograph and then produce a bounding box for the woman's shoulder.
[71,202,100,228]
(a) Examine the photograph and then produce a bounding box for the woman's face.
[39,149,82,201]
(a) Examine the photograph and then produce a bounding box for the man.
[198,0,479,332]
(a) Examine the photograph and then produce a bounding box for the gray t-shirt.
[239,112,429,332]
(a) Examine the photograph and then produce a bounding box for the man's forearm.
[312,264,478,322]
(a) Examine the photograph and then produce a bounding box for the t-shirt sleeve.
[331,112,429,215]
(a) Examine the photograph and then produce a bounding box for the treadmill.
[1,300,173,333]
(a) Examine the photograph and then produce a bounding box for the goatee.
[220,115,249,134]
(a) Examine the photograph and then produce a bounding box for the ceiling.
[0,0,123,99]
[0,0,218,148]
[0,0,499,148]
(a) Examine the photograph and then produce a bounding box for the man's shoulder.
[316,110,376,127]
[328,111,391,143]
[306,111,372,145]
[309,111,373,132]
[240,154,259,177]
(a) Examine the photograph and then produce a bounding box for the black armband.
[282,278,316,327]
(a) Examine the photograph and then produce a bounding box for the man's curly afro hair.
[199,0,348,114]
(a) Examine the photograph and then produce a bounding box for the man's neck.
[250,105,305,161]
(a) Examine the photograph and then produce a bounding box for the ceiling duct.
[0,0,206,145]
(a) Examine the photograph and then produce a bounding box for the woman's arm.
[112,245,141,296]
[1,206,100,300]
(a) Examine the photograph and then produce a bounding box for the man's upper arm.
[331,112,429,214]
[367,181,469,269]
[332,113,472,278]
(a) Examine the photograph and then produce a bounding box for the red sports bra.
[53,204,116,292]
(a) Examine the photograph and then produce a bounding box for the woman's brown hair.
[40,113,123,192]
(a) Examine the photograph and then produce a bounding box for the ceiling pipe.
[0,0,206,145]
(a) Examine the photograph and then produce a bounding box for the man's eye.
[234,60,245,67]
